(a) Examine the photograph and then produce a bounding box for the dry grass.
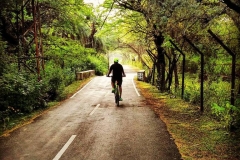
[136,80,240,160]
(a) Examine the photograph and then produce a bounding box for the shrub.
[204,80,231,108]
[0,72,45,113]
[181,79,201,104]
[85,55,108,75]
[42,64,65,101]
[211,102,240,130]
[181,59,198,73]
[173,75,235,113]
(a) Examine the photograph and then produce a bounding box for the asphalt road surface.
[0,66,181,160]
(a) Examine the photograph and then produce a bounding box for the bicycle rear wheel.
[115,85,120,106]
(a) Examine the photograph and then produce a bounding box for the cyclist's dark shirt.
[109,63,124,79]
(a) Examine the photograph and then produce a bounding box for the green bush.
[0,72,45,113]
[204,80,231,108]
[42,64,66,100]
[174,75,234,111]
[181,59,199,73]
[85,55,108,75]
[211,102,240,130]
[181,78,201,104]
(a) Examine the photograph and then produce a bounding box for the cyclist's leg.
[119,87,122,97]
[112,77,117,93]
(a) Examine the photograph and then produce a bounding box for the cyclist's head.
[114,58,119,63]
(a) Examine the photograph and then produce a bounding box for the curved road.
[0,66,181,160]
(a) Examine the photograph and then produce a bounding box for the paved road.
[0,66,181,160]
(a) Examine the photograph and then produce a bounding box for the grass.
[135,80,240,160]
[0,77,93,137]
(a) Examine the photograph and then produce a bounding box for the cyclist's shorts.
[111,77,122,87]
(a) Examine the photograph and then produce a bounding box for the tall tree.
[104,0,170,91]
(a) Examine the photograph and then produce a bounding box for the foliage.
[0,40,7,76]
[0,71,45,113]
[85,55,108,75]
[174,74,232,105]
[183,81,201,104]
[42,63,66,100]
[205,80,231,107]
[41,38,108,100]
[0,77,92,135]
[0,0,109,130]
[211,102,240,130]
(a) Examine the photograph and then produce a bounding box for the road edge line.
[70,78,94,98]
[132,77,141,96]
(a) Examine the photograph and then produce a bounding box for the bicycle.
[107,76,124,106]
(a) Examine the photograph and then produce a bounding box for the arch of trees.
[100,0,240,129]
[0,0,239,131]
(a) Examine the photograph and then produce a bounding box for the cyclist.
[107,58,126,101]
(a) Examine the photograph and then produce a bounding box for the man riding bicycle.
[107,58,126,101]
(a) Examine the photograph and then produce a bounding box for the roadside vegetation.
[0,77,93,136]
[0,0,108,135]
[136,80,240,160]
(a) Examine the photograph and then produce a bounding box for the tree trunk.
[152,62,156,85]
[174,62,179,91]
[154,33,166,92]
[166,51,178,91]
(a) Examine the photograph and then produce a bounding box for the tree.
[102,0,170,91]
[0,0,108,117]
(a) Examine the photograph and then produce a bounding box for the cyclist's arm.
[121,66,126,77]
[107,66,113,76]
[122,71,126,77]
[107,69,111,77]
